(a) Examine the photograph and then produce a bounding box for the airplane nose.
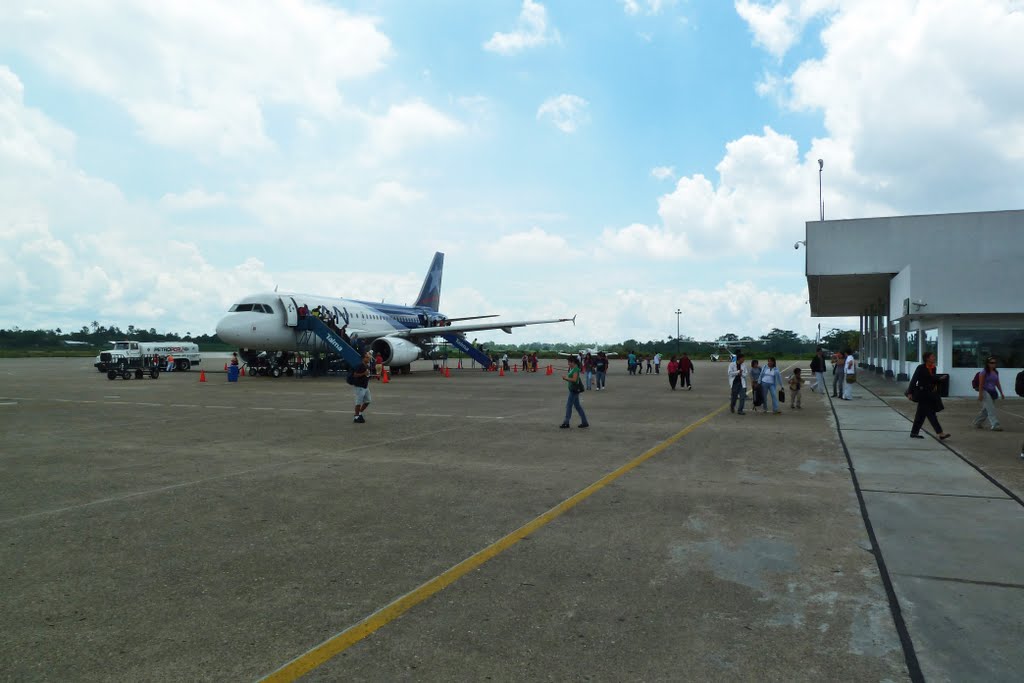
[215,316,238,345]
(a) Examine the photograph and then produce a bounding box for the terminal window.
[905,330,919,363]
[952,328,1024,368]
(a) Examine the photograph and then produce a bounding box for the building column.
[897,322,908,381]
[884,313,894,378]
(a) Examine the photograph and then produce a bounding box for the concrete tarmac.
[0,357,1019,681]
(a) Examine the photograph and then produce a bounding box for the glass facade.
[923,329,938,361]
[905,329,919,363]
[890,321,899,360]
[951,328,1024,368]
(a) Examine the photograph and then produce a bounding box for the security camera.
[794,242,801,250]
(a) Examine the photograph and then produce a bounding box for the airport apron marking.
[258,402,730,683]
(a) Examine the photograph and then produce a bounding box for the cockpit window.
[229,302,275,313]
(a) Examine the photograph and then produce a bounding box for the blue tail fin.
[414,252,443,311]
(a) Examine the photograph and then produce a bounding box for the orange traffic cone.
[546,365,553,375]
[444,366,450,378]
[240,366,245,376]
[199,370,207,382]
[382,368,390,383]
[499,366,505,377]
[513,365,518,373]
[224,363,228,371]
[457,359,462,369]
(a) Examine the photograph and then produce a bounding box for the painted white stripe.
[0,402,17,406]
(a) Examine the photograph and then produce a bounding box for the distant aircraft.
[215,252,574,373]
[558,347,618,358]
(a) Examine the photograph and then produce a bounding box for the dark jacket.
[810,355,825,373]
[907,365,943,411]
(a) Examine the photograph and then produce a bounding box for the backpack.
[1016,370,1024,398]
[972,372,981,391]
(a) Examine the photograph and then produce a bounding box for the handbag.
[778,388,785,402]
[570,380,584,394]
[845,373,856,384]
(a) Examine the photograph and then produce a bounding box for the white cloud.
[782,0,1024,210]
[483,227,572,262]
[597,223,692,260]
[484,0,561,55]
[734,0,838,59]
[363,99,463,160]
[158,189,228,212]
[536,94,590,133]
[621,0,677,16]
[651,166,675,180]
[0,1,393,155]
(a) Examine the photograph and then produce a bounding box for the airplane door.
[282,296,298,327]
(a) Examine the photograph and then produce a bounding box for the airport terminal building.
[804,209,1024,396]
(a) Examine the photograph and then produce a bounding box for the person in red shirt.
[678,352,694,390]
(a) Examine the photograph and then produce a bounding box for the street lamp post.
[818,158,824,221]
[675,309,682,356]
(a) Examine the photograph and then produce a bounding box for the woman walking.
[560,356,589,429]
[906,351,950,440]
[972,356,1005,431]
[842,349,856,400]
[760,357,782,414]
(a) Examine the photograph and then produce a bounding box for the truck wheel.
[107,371,117,380]
[271,367,282,378]
[151,369,160,379]
[122,371,132,380]
[179,359,191,371]
[135,370,144,379]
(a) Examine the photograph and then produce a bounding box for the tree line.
[0,322,230,351]
[1,323,860,358]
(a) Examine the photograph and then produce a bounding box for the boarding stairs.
[295,316,363,368]
[439,333,492,369]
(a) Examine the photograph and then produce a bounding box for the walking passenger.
[760,357,782,414]
[667,356,679,390]
[972,356,1005,431]
[559,356,589,429]
[788,368,803,409]
[653,352,661,374]
[678,352,694,389]
[352,353,372,423]
[749,359,764,412]
[810,347,826,394]
[584,352,595,390]
[728,353,748,414]
[842,349,856,400]
[595,352,608,390]
[832,351,845,398]
[906,351,950,440]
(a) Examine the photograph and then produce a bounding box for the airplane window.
[263,304,274,314]
[231,303,255,312]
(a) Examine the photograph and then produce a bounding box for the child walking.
[788,368,803,409]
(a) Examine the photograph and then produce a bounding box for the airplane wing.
[367,316,574,340]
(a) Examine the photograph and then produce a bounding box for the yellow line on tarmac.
[259,402,730,682]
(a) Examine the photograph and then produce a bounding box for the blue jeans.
[564,391,588,425]
[585,369,594,390]
[596,371,606,389]
[730,381,746,412]
[762,383,779,412]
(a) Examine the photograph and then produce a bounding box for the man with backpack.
[971,356,1005,431]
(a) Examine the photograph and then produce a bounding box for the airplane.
[558,347,618,358]
[214,252,574,373]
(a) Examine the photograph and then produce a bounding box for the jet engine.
[370,337,420,367]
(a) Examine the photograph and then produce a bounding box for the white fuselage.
[215,292,436,351]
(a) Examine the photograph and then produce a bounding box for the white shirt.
[727,361,749,388]
[845,355,856,375]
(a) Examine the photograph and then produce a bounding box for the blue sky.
[2,1,1022,345]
